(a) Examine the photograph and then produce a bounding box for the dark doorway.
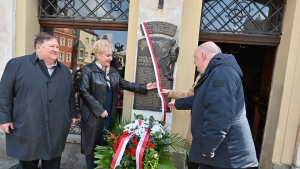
[199,42,277,161]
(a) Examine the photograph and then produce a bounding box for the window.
[60,37,65,46]
[90,53,94,61]
[79,50,84,59]
[91,39,95,46]
[59,52,64,61]
[200,0,285,35]
[85,38,89,45]
[39,0,130,22]
[66,53,71,62]
[68,39,72,47]
[85,52,88,58]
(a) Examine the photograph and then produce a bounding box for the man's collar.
[30,53,39,65]
[30,52,60,68]
[48,61,58,69]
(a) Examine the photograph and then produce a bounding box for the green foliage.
[94,146,113,169]
[169,133,190,156]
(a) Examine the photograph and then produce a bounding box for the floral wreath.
[94,114,189,169]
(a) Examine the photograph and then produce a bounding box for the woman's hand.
[101,110,108,118]
[146,83,157,90]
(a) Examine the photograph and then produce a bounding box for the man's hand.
[71,118,77,124]
[168,99,176,110]
[0,123,14,133]
[146,83,157,90]
[161,89,170,94]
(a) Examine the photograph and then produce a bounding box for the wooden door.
[252,46,277,155]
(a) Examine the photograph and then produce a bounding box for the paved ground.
[0,157,18,169]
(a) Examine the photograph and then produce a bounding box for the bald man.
[169,42,258,169]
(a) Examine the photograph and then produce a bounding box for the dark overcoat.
[0,53,78,161]
[175,53,258,168]
[79,62,147,155]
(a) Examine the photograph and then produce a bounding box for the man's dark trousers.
[200,163,245,169]
[18,156,61,169]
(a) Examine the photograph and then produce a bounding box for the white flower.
[124,123,137,131]
[150,124,165,138]
[134,128,145,136]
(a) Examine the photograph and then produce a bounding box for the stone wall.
[0,0,15,78]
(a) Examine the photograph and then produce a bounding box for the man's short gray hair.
[34,32,58,49]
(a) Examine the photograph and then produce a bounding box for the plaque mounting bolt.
[158,0,164,9]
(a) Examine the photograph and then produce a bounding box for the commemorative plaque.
[133,21,179,112]
[140,21,178,37]
[133,37,173,112]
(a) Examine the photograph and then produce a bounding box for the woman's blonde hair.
[93,39,114,55]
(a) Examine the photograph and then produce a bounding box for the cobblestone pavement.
[0,157,18,169]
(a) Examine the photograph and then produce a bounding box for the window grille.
[39,0,129,21]
[200,0,286,35]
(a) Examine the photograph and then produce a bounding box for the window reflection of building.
[54,28,76,68]
[59,52,64,61]
[74,29,99,69]
[90,53,94,62]
[60,37,65,46]
[201,0,284,35]
[67,53,71,62]
[79,50,84,59]
[39,0,130,21]
[243,14,271,34]
[68,39,72,47]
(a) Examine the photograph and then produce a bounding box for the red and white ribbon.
[136,128,150,169]
[141,22,167,124]
[111,132,134,169]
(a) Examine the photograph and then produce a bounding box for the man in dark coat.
[0,32,78,169]
[169,41,258,169]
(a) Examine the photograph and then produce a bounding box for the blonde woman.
[79,39,156,169]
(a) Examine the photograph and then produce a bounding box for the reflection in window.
[91,39,95,46]
[39,0,130,21]
[200,0,285,35]
[68,39,72,47]
[85,38,89,45]
[67,53,71,62]
[59,52,64,61]
[79,50,84,59]
[90,53,94,62]
[60,37,65,46]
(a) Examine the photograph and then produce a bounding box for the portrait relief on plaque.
[133,21,180,112]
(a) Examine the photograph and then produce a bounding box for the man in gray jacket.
[169,41,258,169]
[0,32,78,169]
